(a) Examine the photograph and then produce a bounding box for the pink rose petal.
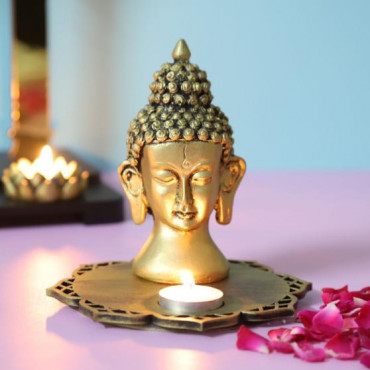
[267,327,307,354]
[359,328,370,349]
[322,286,351,306]
[337,300,359,314]
[325,331,360,360]
[353,287,370,301]
[269,340,293,354]
[353,297,368,307]
[356,303,370,330]
[237,326,271,354]
[321,285,348,295]
[268,326,308,343]
[360,351,370,368]
[268,328,286,341]
[343,317,358,330]
[311,302,343,339]
[291,342,326,362]
[322,286,354,311]
[236,285,370,367]
[322,286,367,314]
[297,310,317,330]
[289,326,309,341]
[343,307,362,318]
[322,285,349,295]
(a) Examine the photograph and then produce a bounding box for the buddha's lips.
[173,211,197,220]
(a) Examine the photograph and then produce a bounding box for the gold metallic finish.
[19,178,34,201]
[183,128,195,140]
[46,260,312,332]
[119,40,246,283]
[61,177,81,200]
[168,82,177,94]
[119,141,245,284]
[35,180,58,202]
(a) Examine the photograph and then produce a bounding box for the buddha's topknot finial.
[172,39,191,61]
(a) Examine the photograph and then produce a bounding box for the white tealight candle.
[158,271,224,314]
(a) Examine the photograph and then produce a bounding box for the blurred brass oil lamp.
[2,145,89,202]
[0,1,123,227]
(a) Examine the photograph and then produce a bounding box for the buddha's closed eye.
[153,169,213,187]
[153,170,177,185]
[191,170,212,186]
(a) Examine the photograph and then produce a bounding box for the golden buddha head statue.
[119,40,246,284]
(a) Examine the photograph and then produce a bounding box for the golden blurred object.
[118,39,246,284]
[9,2,51,160]
[2,145,89,202]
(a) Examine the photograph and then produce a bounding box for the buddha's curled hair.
[126,41,234,167]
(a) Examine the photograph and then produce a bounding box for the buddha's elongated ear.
[118,161,148,224]
[215,156,246,225]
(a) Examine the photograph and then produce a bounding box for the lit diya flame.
[17,145,78,181]
[2,145,89,202]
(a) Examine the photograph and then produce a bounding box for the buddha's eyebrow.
[191,162,213,172]
[151,164,178,172]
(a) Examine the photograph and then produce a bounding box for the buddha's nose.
[176,176,193,208]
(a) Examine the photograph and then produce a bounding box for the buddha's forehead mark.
[182,144,191,169]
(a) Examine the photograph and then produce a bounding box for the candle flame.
[34,145,54,180]
[17,145,78,181]
[40,145,53,160]
[180,270,195,289]
[61,160,77,179]
[18,158,35,179]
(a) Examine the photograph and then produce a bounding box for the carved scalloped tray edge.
[46,260,312,332]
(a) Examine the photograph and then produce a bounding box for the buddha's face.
[119,140,245,228]
[141,141,222,231]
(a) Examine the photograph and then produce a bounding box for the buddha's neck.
[132,219,229,284]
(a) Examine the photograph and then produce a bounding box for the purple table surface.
[1,171,369,370]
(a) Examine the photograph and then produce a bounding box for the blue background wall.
[0,0,11,152]
[1,0,370,170]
